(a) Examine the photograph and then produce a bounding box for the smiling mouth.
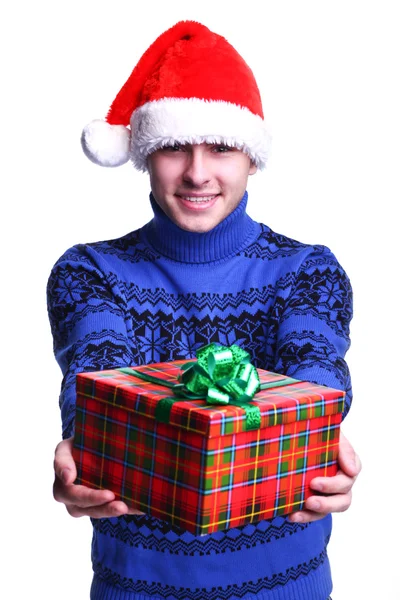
[176,194,220,203]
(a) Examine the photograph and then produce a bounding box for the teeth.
[181,195,217,202]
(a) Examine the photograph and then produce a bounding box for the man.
[48,20,361,600]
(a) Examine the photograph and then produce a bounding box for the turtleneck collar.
[142,191,257,263]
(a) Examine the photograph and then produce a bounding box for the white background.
[2,1,399,598]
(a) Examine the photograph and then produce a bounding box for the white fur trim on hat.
[130,98,272,172]
[81,119,131,167]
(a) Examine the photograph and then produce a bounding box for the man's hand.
[53,437,145,518]
[288,432,361,523]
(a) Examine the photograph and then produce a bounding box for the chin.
[178,218,216,233]
[180,223,212,233]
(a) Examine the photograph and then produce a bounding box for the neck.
[142,191,257,263]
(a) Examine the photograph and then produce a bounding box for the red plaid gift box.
[73,358,344,535]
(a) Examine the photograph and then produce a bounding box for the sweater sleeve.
[273,245,353,418]
[46,244,137,439]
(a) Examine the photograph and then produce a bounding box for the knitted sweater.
[47,191,353,600]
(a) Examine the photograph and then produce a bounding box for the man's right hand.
[53,437,143,518]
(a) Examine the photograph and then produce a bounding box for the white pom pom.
[81,119,131,167]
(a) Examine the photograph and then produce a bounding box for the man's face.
[147,142,257,233]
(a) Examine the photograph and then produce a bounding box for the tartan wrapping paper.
[73,360,344,535]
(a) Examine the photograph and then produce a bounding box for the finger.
[67,500,130,519]
[54,437,77,485]
[338,432,362,477]
[126,508,147,515]
[288,509,327,523]
[305,491,352,515]
[310,470,355,495]
[289,492,352,523]
[53,478,116,507]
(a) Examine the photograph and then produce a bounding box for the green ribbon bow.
[180,343,260,401]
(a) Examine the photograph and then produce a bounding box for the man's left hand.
[288,432,361,523]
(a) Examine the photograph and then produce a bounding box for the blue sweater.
[47,192,352,600]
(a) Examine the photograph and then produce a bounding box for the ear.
[249,161,257,175]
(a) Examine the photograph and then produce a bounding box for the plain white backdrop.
[2,1,399,598]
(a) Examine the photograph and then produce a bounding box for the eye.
[162,143,183,152]
[212,145,233,153]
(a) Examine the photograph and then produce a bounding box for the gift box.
[73,345,344,535]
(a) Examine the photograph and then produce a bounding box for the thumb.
[54,437,77,485]
[338,432,361,478]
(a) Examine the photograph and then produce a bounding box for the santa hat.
[81,20,271,172]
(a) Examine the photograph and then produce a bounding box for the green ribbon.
[118,343,299,431]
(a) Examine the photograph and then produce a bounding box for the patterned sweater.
[47,191,352,600]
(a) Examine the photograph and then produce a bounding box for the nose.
[182,147,211,187]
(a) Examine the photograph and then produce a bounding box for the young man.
[48,20,360,600]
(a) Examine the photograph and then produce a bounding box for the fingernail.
[293,515,304,523]
[355,454,362,472]
[312,481,324,492]
[290,513,303,523]
[61,468,70,484]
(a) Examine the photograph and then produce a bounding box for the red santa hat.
[81,20,271,172]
